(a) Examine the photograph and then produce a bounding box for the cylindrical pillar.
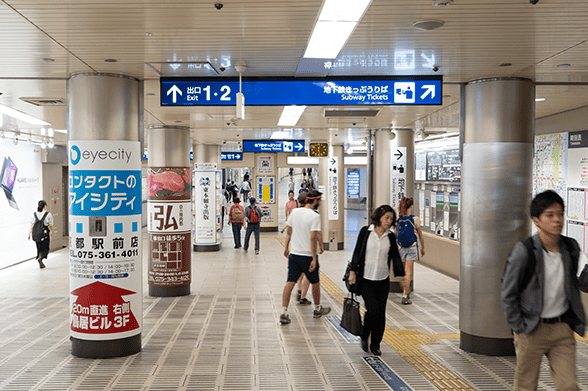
[460,78,534,356]
[193,144,222,251]
[389,128,415,292]
[372,129,392,208]
[318,145,344,251]
[147,125,192,297]
[68,73,142,358]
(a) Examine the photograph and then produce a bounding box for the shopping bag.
[340,294,363,336]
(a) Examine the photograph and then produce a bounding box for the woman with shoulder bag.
[347,205,404,355]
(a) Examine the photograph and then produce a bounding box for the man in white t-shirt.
[280,190,330,324]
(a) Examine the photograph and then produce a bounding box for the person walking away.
[243,197,262,254]
[228,197,245,248]
[288,176,295,193]
[280,190,330,324]
[241,175,251,201]
[395,197,425,304]
[502,190,588,391]
[348,205,404,355]
[28,200,54,268]
[221,186,231,229]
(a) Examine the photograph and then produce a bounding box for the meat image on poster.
[148,167,191,288]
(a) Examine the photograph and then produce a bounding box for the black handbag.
[340,293,363,336]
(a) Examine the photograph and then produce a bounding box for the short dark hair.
[370,204,396,227]
[530,190,564,218]
[298,192,307,205]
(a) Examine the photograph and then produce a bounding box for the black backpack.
[32,212,48,242]
[516,236,580,291]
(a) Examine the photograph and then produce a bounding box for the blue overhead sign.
[243,140,305,153]
[221,152,243,161]
[160,77,442,106]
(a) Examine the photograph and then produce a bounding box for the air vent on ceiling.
[20,97,66,106]
[324,109,380,118]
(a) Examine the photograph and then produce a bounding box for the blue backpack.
[397,215,417,248]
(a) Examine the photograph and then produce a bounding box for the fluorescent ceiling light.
[535,98,546,102]
[303,0,372,59]
[278,106,306,127]
[270,131,291,140]
[54,129,68,134]
[0,103,51,126]
[319,0,372,22]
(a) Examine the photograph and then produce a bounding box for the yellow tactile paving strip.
[274,236,475,390]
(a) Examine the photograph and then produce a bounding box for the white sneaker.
[279,313,291,324]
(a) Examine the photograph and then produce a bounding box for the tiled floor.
[2,178,588,390]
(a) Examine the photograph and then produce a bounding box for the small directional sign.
[394,149,404,160]
[242,140,305,153]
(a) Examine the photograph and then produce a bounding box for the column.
[460,78,534,355]
[372,129,393,207]
[193,144,222,251]
[68,73,142,358]
[147,125,192,297]
[389,128,415,292]
[318,145,344,250]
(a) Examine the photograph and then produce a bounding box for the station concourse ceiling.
[0,0,587,150]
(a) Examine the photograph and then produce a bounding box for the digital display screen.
[161,77,442,106]
[0,157,18,192]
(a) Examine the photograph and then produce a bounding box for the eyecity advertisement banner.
[147,167,191,289]
[68,140,142,341]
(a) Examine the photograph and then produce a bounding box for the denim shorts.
[399,245,418,262]
[287,254,320,284]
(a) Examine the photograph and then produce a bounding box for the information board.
[161,77,443,106]
[347,170,360,198]
[243,140,305,153]
[426,149,461,182]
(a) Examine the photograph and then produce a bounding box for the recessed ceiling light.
[557,63,571,68]
[41,58,55,62]
[499,63,512,67]
[432,0,453,6]
[412,20,445,31]
[535,98,546,102]
[175,120,182,123]
[104,58,117,63]
[144,32,153,37]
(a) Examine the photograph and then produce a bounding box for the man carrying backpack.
[501,190,588,391]
[228,197,245,248]
[243,197,262,254]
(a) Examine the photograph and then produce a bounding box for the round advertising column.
[68,73,142,358]
[147,125,192,297]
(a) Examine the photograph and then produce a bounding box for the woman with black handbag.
[347,205,404,355]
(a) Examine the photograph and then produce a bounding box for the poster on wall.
[257,155,274,174]
[533,133,568,196]
[259,204,274,223]
[68,140,142,341]
[193,169,218,245]
[390,147,407,210]
[415,152,427,181]
[328,156,339,220]
[147,167,191,288]
[0,143,43,269]
[256,176,275,203]
[347,170,360,198]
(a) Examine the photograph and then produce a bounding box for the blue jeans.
[244,223,260,251]
[231,222,242,247]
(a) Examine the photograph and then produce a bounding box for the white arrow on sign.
[420,85,435,100]
[167,85,182,103]
[295,143,304,151]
